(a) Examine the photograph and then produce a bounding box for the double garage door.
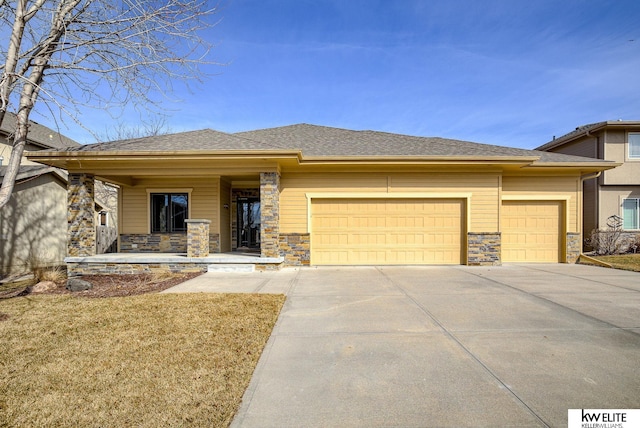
[310,198,564,265]
[311,198,464,265]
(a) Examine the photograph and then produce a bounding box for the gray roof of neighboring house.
[537,120,640,151]
[0,112,80,150]
[52,123,612,164]
[0,165,67,181]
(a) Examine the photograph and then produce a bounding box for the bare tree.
[0,0,219,208]
[98,115,172,142]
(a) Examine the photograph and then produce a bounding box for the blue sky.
[43,0,640,149]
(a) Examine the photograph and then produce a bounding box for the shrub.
[26,250,67,283]
[586,215,632,255]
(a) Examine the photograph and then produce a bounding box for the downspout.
[578,171,602,260]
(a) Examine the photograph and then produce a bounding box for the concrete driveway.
[166,264,640,427]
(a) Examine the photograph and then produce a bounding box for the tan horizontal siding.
[280,172,499,233]
[501,175,579,232]
[121,177,220,234]
[390,173,498,232]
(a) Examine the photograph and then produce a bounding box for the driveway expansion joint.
[459,267,640,337]
[374,267,552,428]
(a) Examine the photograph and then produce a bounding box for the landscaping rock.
[31,281,56,292]
[66,278,93,292]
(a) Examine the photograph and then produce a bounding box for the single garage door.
[502,200,563,262]
[311,198,464,265]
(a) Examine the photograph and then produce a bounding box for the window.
[151,193,188,232]
[629,133,640,159]
[622,198,639,230]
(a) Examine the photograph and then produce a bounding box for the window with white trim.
[622,198,639,230]
[151,193,188,233]
[629,133,640,159]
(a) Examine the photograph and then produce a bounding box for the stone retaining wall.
[67,262,208,277]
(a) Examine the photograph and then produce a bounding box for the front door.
[237,198,261,249]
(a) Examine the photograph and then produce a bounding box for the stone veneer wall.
[467,232,501,266]
[279,233,310,266]
[566,232,580,263]
[68,262,208,277]
[260,172,280,258]
[68,173,96,257]
[120,233,220,253]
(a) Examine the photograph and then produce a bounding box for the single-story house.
[27,124,618,274]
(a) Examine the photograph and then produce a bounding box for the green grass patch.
[0,293,285,427]
[588,254,640,272]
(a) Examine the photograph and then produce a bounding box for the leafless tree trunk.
[0,0,219,208]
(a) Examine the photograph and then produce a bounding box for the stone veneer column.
[467,232,501,266]
[566,232,580,263]
[68,173,96,257]
[279,233,310,266]
[260,172,280,258]
[185,219,211,257]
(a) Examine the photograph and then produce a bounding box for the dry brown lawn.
[589,254,640,272]
[0,291,285,427]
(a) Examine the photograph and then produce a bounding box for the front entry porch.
[67,170,287,274]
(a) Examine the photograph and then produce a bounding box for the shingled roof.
[0,165,66,181]
[45,123,614,164]
[537,120,640,152]
[69,129,278,152]
[236,124,600,163]
[0,112,80,150]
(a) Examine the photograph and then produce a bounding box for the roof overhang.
[520,161,621,175]
[27,150,618,182]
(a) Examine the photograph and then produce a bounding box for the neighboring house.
[0,113,81,275]
[28,124,616,273]
[536,121,640,248]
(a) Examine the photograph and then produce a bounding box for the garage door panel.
[311,198,463,265]
[502,201,562,263]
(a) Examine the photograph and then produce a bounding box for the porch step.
[207,263,256,273]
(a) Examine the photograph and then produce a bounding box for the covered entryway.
[311,198,464,265]
[502,200,563,262]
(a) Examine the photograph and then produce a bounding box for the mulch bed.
[0,272,203,299]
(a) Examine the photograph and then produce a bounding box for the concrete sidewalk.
[166,264,640,427]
